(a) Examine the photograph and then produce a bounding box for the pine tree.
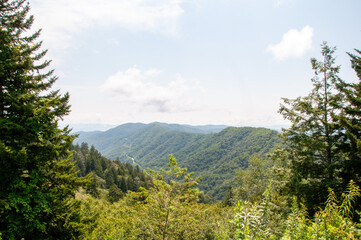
[86,172,100,198]
[337,49,361,186]
[119,176,128,192]
[334,49,361,220]
[108,184,123,203]
[278,42,345,213]
[0,0,86,238]
[87,145,104,177]
[105,168,116,188]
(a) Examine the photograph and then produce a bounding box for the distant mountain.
[74,122,228,153]
[74,122,280,200]
[149,122,229,134]
[61,123,117,132]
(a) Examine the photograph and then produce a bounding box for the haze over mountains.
[74,122,281,199]
[66,122,288,132]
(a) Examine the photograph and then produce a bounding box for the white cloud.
[101,66,203,112]
[30,0,184,50]
[267,25,314,60]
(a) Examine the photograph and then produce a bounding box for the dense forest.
[1,0,361,239]
[71,143,153,202]
[75,123,281,200]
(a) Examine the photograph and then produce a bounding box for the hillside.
[74,123,281,199]
[71,143,152,200]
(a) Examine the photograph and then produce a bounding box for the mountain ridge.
[74,122,281,199]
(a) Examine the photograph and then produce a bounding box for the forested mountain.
[74,122,229,161]
[75,123,281,199]
[70,143,152,201]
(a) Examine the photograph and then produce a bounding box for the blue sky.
[29,0,361,131]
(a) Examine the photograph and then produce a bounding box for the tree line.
[71,143,152,202]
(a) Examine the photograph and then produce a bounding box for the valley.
[74,122,281,199]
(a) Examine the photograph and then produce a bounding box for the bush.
[282,180,361,239]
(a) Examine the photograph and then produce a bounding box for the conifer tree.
[108,184,123,203]
[337,49,361,186]
[86,172,100,198]
[278,42,345,213]
[0,0,86,238]
[334,49,361,219]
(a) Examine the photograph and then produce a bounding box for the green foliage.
[236,154,272,203]
[76,124,281,200]
[223,186,234,206]
[77,194,235,240]
[336,49,361,192]
[232,184,290,240]
[71,143,152,201]
[107,184,123,203]
[278,42,346,214]
[232,200,272,240]
[74,156,235,239]
[86,172,100,198]
[0,0,87,238]
[282,181,361,239]
[232,181,361,240]
[133,154,202,239]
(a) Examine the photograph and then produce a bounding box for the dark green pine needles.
[0,1,87,239]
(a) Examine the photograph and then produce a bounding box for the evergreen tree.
[119,176,128,192]
[71,144,86,176]
[80,142,89,155]
[0,0,86,238]
[278,42,345,213]
[108,184,123,203]
[86,172,100,198]
[127,176,134,192]
[105,167,115,188]
[334,49,361,220]
[337,49,361,186]
[222,186,234,206]
[88,145,104,177]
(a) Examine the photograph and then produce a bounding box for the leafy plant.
[282,180,361,239]
[133,154,201,239]
[232,187,279,240]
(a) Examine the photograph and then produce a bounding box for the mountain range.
[74,122,281,199]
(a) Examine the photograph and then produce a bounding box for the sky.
[28,0,361,131]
